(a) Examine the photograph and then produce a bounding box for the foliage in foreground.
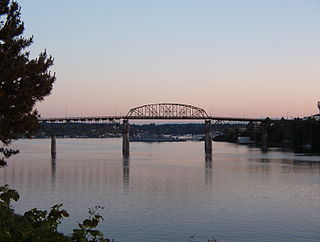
[0,185,112,242]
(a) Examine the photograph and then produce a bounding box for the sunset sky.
[20,0,320,119]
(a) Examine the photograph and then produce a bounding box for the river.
[1,138,319,241]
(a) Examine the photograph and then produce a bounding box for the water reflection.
[123,156,130,194]
[51,157,56,189]
[1,139,319,242]
[205,155,213,186]
[259,158,269,163]
[248,160,271,175]
[247,157,320,175]
[205,153,212,162]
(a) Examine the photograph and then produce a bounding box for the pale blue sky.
[20,0,320,118]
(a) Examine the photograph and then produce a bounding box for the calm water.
[1,138,320,242]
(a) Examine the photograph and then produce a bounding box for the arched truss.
[126,103,209,119]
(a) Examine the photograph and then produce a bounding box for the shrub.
[0,185,112,242]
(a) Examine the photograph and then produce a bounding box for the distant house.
[237,136,253,144]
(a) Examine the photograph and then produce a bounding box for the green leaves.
[0,184,19,207]
[72,206,107,241]
[0,185,112,241]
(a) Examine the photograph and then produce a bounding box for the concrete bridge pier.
[51,135,56,158]
[122,119,130,157]
[261,122,268,151]
[205,119,212,155]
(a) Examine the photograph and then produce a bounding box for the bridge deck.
[40,115,282,123]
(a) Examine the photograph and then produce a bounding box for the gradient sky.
[19,0,320,118]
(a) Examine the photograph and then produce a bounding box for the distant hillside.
[34,122,245,138]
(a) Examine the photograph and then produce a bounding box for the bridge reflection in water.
[123,156,130,194]
[0,143,216,197]
[2,139,319,241]
[3,140,317,202]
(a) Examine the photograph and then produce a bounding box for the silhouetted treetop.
[0,0,56,166]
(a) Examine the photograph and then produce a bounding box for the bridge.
[41,103,266,123]
[40,103,292,158]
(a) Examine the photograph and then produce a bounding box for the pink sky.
[20,0,320,119]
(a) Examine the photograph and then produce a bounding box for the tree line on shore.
[35,122,245,138]
[216,119,320,153]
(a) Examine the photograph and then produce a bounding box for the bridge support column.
[122,119,130,157]
[51,135,56,158]
[205,120,212,155]
[261,122,268,151]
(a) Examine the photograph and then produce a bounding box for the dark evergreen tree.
[0,0,55,166]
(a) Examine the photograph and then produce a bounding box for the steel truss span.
[126,103,209,119]
[39,103,295,123]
